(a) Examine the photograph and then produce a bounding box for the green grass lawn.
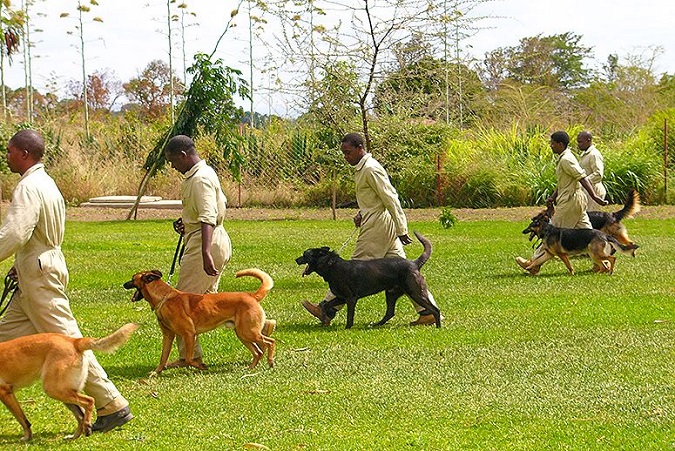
[0,216,673,450]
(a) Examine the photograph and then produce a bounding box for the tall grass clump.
[442,125,551,207]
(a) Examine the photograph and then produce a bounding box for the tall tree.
[481,32,593,91]
[123,59,184,119]
[60,0,104,140]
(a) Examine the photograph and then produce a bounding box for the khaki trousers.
[175,225,231,359]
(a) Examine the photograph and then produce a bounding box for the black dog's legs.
[407,279,442,328]
[345,299,358,329]
[374,289,404,326]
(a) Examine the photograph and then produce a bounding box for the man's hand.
[353,211,362,227]
[398,234,413,245]
[7,267,17,282]
[202,252,219,276]
[173,218,185,236]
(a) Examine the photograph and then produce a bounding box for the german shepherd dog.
[523,215,638,275]
[295,231,440,329]
[524,189,640,247]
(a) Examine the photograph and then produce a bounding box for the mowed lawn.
[0,214,672,450]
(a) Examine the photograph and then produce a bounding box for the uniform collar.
[20,163,45,181]
[354,153,371,171]
[183,159,206,179]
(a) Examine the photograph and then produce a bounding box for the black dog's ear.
[142,271,163,283]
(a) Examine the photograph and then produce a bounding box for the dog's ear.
[320,246,330,252]
[142,271,163,283]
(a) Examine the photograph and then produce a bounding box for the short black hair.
[341,133,365,149]
[165,135,196,155]
[9,129,45,160]
[550,131,570,147]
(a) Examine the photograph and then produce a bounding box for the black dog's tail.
[607,235,639,257]
[613,188,641,222]
[413,231,432,269]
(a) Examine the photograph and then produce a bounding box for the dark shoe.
[92,406,133,433]
[301,300,331,325]
[409,314,437,326]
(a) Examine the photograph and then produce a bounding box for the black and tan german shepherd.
[523,215,639,275]
[525,189,641,247]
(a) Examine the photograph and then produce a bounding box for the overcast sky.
[6,0,674,116]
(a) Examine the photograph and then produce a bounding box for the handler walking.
[163,135,232,367]
[0,129,133,432]
[516,130,608,274]
[577,131,607,211]
[302,132,441,326]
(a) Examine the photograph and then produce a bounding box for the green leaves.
[143,53,250,180]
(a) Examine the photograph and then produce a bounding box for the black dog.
[295,231,440,328]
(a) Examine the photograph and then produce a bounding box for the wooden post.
[436,153,444,207]
[331,169,337,220]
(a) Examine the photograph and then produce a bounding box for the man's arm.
[200,222,218,276]
[580,177,608,206]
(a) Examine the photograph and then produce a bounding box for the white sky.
[6,0,675,117]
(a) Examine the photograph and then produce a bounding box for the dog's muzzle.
[123,280,144,302]
[295,256,312,277]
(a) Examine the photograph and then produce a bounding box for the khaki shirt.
[180,160,227,239]
[578,145,604,186]
[579,144,606,210]
[0,164,65,263]
[352,153,407,260]
[554,149,592,229]
[556,148,587,205]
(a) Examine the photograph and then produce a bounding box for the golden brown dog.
[0,323,138,441]
[124,269,275,373]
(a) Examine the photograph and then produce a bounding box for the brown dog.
[124,268,275,373]
[0,323,138,441]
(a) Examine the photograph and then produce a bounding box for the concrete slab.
[80,196,182,210]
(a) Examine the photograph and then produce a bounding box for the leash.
[167,234,184,286]
[336,227,358,255]
[0,272,18,316]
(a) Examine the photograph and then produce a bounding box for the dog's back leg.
[405,276,441,328]
[374,289,404,326]
[0,384,32,441]
[63,402,92,439]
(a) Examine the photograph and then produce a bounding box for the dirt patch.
[62,204,675,222]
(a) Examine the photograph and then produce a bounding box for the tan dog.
[124,268,276,373]
[0,323,138,441]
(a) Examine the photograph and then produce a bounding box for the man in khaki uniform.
[302,132,441,326]
[516,131,607,274]
[0,129,132,433]
[577,131,606,211]
[164,135,232,367]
